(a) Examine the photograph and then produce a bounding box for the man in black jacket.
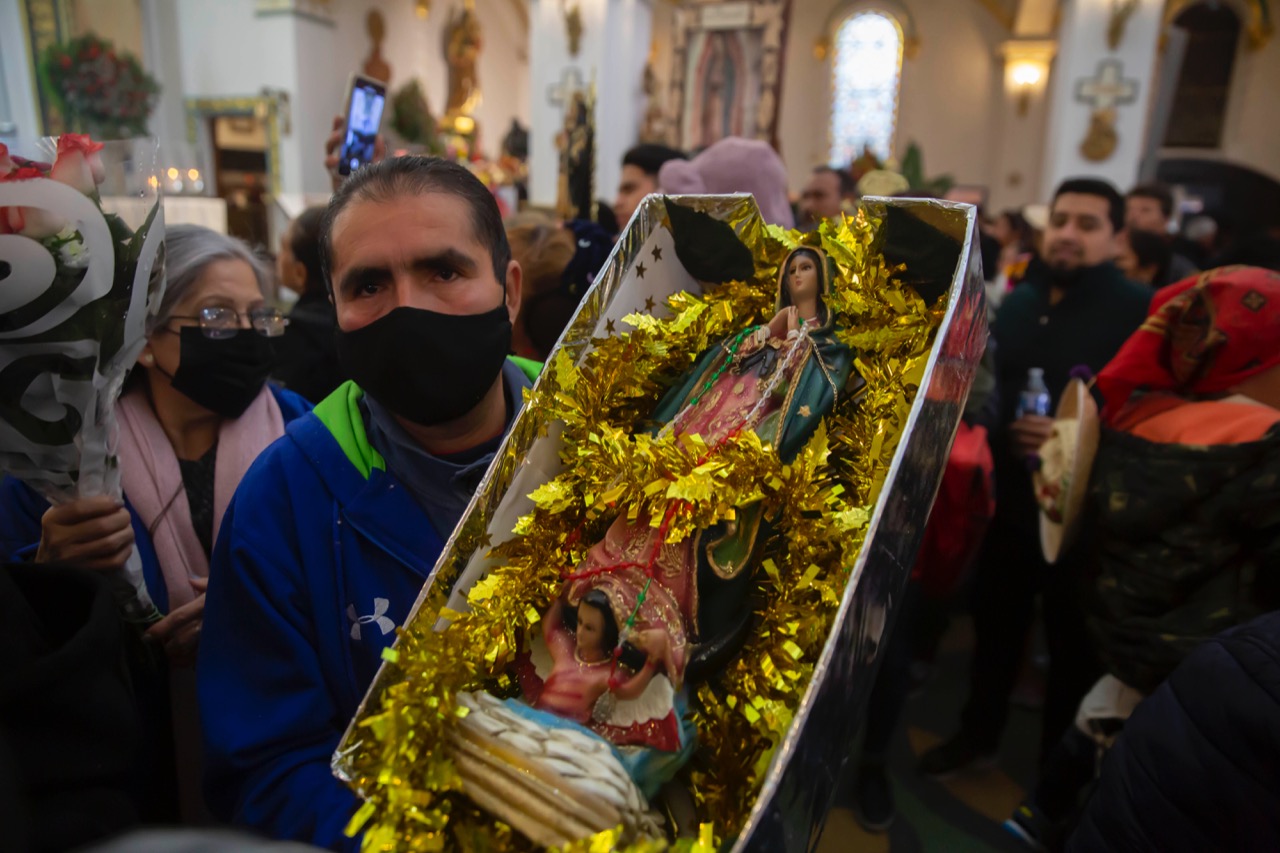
[1069,610,1280,852]
[919,178,1152,776]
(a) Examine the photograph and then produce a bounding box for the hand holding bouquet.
[0,134,165,621]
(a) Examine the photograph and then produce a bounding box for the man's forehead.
[809,171,839,191]
[1053,193,1109,217]
[332,192,482,256]
[622,164,655,185]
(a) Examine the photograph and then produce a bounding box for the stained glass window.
[829,11,904,167]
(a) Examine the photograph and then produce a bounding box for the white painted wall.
[528,0,650,208]
[157,0,530,196]
[0,0,44,156]
[1040,0,1163,198]
[1220,33,1280,179]
[780,0,1008,195]
[335,0,531,163]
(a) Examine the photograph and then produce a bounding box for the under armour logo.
[347,597,395,641]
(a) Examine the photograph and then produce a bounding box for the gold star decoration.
[651,245,663,262]
[798,405,812,417]
[636,262,647,279]
[644,296,656,312]
[477,532,493,550]
[605,318,617,334]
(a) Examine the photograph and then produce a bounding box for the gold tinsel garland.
[342,210,943,851]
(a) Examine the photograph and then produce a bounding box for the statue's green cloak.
[647,248,862,674]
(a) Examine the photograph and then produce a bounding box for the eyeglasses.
[168,306,289,339]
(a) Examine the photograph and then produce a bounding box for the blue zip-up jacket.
[0,384,311,614]
[198,360,539,851]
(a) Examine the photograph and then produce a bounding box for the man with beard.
[197,157,538,850]
[798,165,854,230]
[919,178,1151,778]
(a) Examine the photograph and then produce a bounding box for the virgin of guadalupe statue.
[456,247,865,844]
[513,247,863,786]
[644,245,864,673]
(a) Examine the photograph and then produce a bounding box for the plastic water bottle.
[1015,367,1052,419]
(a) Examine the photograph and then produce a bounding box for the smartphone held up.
[336,74,387,177]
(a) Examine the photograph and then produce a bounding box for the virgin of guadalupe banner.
[0,135,165,619]
[669,0,791,151]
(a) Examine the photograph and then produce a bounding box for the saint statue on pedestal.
[442,1,482,133]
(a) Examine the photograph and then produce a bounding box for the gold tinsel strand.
[342,210,943,851]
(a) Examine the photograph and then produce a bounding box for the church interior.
[2,1,1279,852]
[4,0,1277,252]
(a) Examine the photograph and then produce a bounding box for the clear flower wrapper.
[0,135,166,621]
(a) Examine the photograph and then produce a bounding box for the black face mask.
[164,327,275,418]
[335,303,512,426]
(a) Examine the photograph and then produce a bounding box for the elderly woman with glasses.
[0,224,311,818]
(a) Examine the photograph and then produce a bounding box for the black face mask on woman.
[163,327,276,418]
[335,303,512,427]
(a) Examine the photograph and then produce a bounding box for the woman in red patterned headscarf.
[1097,265,1280,439]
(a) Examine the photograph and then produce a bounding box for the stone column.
[1040,0,1164,197]
[528,0,652,210]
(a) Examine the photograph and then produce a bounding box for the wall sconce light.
[415,0,430,19]
[1001,40,1056,119]
[1011,62,1042,116]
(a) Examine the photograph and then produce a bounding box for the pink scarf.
[116,385,285,611]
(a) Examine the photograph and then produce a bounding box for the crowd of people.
[2,113,1279,853]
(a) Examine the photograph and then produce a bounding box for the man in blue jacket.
[197,156,538,850]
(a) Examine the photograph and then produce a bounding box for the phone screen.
[337,77,387,176]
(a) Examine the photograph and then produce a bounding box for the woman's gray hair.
[148,224,271,335]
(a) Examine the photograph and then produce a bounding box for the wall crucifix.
[1075,59,1138,162]
[547,67,585,108]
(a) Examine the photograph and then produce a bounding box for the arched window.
[1163,3,1241,148]
[829,11,904,167]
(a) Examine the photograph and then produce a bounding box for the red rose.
[60,55,72,69]
[53,134,106,193]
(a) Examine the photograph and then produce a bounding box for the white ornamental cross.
[1075,60,1138,111]
[547,67,585,108]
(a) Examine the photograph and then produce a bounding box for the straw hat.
[1034,374,1100,564]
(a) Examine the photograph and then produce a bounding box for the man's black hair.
[1127,182,1174,219]
[814,165,856,197]
[289,205,327,297]
[1053,177,1125,234]
[320,156,511,292]
[622,144,687,178]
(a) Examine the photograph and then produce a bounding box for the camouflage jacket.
[1085,423,1280,693]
